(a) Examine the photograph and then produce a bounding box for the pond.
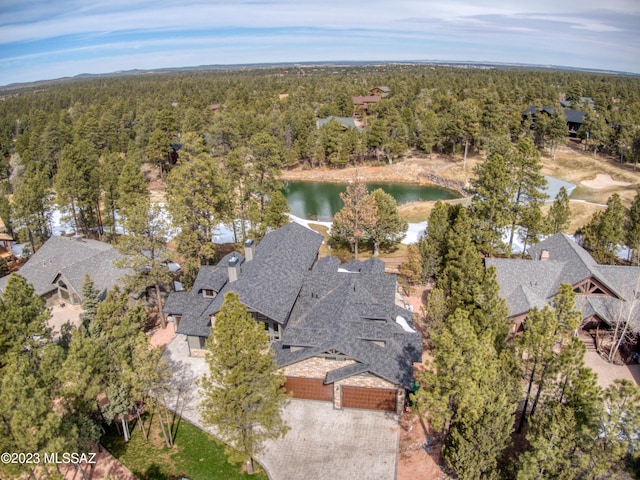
[282,180,459,221]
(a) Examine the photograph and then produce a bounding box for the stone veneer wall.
[283,357,356,378]
[335,372,397,389]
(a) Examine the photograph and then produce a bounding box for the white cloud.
[0,0,638,84]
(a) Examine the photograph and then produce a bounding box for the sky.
[1,0,639,86]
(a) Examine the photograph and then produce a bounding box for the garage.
[341,386,397,411]
[285,377,333,402]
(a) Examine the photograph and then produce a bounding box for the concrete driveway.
[162,334,399,480]
[260,400,398,480]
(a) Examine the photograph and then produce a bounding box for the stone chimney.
[228,255,240,282]
[540,250,550,261]
[244,239,255,262]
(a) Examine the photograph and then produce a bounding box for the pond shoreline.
[280,160,470,197]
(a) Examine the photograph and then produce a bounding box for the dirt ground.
[149,320,177,348]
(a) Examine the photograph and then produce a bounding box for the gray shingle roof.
[274,270,421,389]
[564,109,585,124]
[487,233,640,333]
[0,236,128,300]
[165,221,323,335]
[192,264,229,294]
[164,222,421,388]
[206,222,323,324]
[341,257,386,274]
[317,116,358,130]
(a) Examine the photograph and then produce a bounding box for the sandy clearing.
[581,174,632,189]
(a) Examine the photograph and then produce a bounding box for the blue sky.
[1,0,639,86]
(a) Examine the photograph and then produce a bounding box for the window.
[202,289,216,298]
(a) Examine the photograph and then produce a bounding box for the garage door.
[342,386,397,411]
[285,377,333,402]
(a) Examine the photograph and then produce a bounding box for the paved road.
[162,334,399,480]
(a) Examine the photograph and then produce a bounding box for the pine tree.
[331,179,378,259]
[261,190,290,237]
[79,274,100,331]
[598,380,640,468]
[115,200,172,328]
[506,138,548,252]
[470,152,512,256]
[547,186,571,234]
[626,189,640,265]
[417,201,451,282]
[250,132,285,219]
[12,163,53,250]
[0,274,50,368]
[146,128,172,180]
[413,308,518,479]
[438,208,484,313]
[101,151,124,235]
[199,292,289,474]
[581,193,627,264]
[399,244,422,286]
[547,109,567,159]
[117,155,148,230]
[367,188,407,256]
[55,139,102,237]
[166,139,230,283]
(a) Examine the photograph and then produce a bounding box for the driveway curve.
[162,334,399,480]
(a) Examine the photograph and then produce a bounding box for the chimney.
[540,250,550,262]
[228,255,240,283]
[244,239,255,262]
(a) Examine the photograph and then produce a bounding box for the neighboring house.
[317,116,360,130]
[486,233,640,344]
[522,105,586,136]
[560,97,595,110]
[369,86,390,97]
[0,216,12,260]
[0,236,129,306]
[352,95,381,116]
[164,222,421,413]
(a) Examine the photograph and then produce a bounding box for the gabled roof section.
[192,264,228,293]
[166,221,324,335]
[207,222,323,324]
[317,116,358,130]
[488,233,640,333]
[0,236,128,300]
[274,269,421,389]
[564,109,585,124]
[528,234,618,296]
[353,95,381,105]
[485,257,564,315]
[594,265,640,299]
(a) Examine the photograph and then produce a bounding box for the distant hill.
[1,60,637,92]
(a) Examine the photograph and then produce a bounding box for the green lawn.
[102,413,268,480]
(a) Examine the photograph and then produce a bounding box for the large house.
[352,95,381,116]
[164,222,421,413]
[0,236,128,306]
[522,105,586,136]
[486,233,640,346]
